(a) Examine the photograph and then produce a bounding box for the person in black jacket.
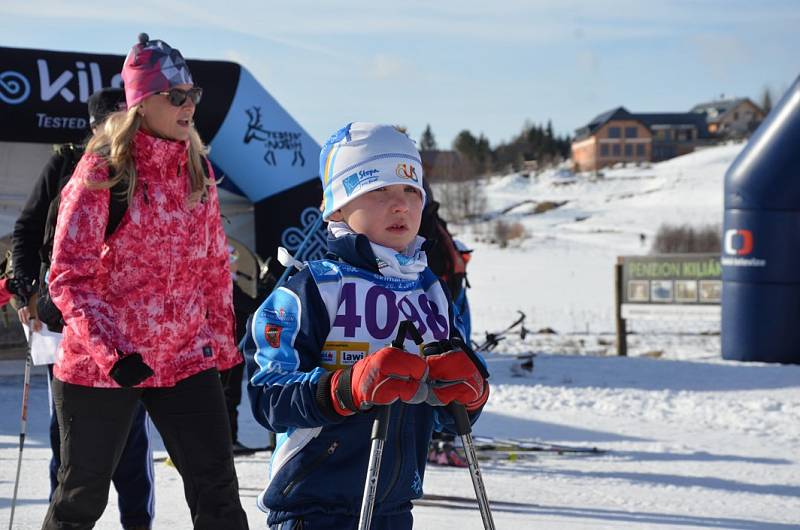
[220,246,262,452]
[11,87,157,530]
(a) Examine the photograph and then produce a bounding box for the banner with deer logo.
[207,67,319,202]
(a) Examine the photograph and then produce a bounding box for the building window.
[624,144,633,157]
[625,127,638,138]
[612,144,621,156]
[600,144,609,157]
[636,144,645,157]
[608,127,621,138]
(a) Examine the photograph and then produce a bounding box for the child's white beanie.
[319,122,426,220]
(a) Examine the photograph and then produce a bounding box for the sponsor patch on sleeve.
[320,342,370,370]
[264,324,283,348]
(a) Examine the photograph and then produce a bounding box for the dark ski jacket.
[12,145,82,282]
[244,232,486,525]
[12,144,84,331]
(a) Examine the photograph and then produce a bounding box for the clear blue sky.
[2,0,798,148]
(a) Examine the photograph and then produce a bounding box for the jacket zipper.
[281,440,339,496]
[379,403,406,503]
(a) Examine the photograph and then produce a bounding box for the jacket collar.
[326,232,381,273]
[133,129,189,175]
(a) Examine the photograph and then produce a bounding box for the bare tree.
[434,154,487,221]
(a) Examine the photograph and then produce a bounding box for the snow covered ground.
[3,142,800,529]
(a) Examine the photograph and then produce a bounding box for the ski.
[414,493,539,512]
[474,449,539,462]
[472,436,605,455]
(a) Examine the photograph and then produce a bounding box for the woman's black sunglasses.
[157,87,203,107]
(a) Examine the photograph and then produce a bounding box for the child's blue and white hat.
[319,122,425,220]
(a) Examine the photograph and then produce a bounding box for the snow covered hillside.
[479,142,742,250]
[454,142,745,347]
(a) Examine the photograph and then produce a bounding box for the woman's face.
[138,83,197,141]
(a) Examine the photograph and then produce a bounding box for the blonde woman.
[43,34,248,530]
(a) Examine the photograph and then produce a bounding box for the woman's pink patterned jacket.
[49,130,241,387]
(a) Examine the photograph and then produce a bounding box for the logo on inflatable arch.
[0,71,31,104]
[724,229,753,256]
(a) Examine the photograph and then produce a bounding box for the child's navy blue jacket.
[243,232,486,526]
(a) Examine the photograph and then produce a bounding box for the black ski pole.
[423,339,496,530]
[9,350,32,530]
[357,321,423,530]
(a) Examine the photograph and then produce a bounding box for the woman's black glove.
[36,287,65,332]
[8,276,36,306]
[109,350,154,387]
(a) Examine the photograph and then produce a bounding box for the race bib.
[324,278,450,353]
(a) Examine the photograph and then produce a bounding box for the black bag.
[36,145,130,332]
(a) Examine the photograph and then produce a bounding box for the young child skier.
[244,122,490,529]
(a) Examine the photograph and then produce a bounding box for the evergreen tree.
[761,87,773,115]
[453,130,479,160]
[448,120,571,176]
[419,124,438,151]
[476,133,492,171]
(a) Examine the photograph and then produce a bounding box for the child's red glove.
[425,349,489,412]
[330,347,428,416]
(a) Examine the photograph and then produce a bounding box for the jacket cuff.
[314,371,350,423]
[466,382,490,413]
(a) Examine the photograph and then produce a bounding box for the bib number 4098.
[333,283,448,340]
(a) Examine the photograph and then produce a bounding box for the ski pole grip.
[447,402,472,436]
[371,406,391,441]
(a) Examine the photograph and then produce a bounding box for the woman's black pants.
[42,368,249,530]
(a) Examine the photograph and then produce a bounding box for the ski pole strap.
[391,321,410,349]
[391,320,424,350]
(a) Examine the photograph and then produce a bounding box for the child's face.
[331,184,424,252]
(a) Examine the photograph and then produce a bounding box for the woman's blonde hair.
[85,105,211,204]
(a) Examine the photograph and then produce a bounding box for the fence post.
[615,257,627,356]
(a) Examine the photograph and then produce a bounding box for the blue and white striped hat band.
[319,122,426,220]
